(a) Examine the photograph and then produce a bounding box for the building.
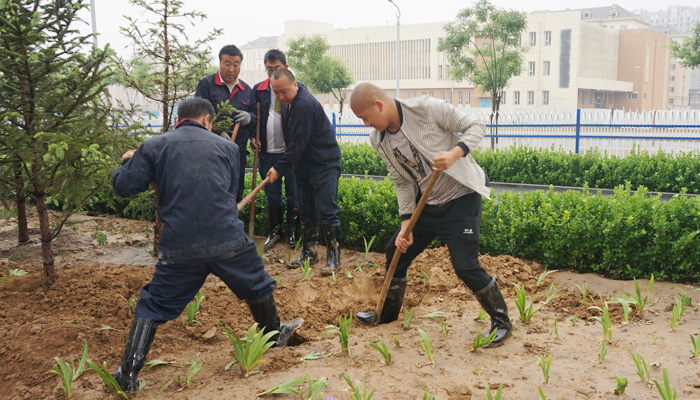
[239,36,277,85]
[635,5,700,34]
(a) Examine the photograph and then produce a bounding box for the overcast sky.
[78,0,697,57]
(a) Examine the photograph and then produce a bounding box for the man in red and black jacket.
[266,69,342,276]
[195,44,257,202]
[251,49,300,249]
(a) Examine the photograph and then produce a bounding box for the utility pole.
[388,0,401,98]
[90,0,98,47]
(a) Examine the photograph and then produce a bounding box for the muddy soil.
[1,212,699,400]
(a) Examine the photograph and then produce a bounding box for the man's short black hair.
[177,97,215,121]
[270,68,295,82]
[219,45,243,61]
[264,49,286,65]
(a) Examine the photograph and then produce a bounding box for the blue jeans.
[296,163,340,226]
[258,152,298,206]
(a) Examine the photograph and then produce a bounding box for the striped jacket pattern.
[369,96,490,218]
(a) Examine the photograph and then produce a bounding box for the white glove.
[234,110,252,125]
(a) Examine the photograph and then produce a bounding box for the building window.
[500,91,506,105]
[670,76,675,82]
[465,91,470,104]
[669,87,675,93]
[422,91,427,96]
[514,91,520,105]
[429,91,434,97]
[643,93,647,99]
[439,65,443,79]
[518,35,522,47]
[529,62,535,76]
[527,91,534,105]
[670,98,675,105]
[620,25,627,30]
[544,31,551,45]
[580,92,585,105]
[542,91,549,105]
[543,61,550,76]
[412,92,417,98]
[405,92,410,99]
[627,93,638,100]
[440,92,445,100]
[448,92,453,104]
[458,91,463,105]
[529,32,536,46]
[671,64,676,70]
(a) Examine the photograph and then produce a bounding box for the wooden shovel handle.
[230,122,241,143]
[237,177,271,213]
[372,171,441,326]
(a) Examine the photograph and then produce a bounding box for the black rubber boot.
[264,204,284,249]
[112,318,157,392]
[473,277,512,347]
[357,276,408,325]
[287,204,300,246]
[320,224,341,276]
[289,223,318,268]
[246,293,303,347]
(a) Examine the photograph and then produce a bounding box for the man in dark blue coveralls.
[110,97,302,392]
[195,44,257,202]
[266,69,342,276]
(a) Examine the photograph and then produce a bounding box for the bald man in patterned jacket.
[350,82,511,347]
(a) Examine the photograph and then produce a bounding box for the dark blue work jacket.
[195,72,257,150]
[273,85,341,177]
[111,120,246,263]
[253,78,308,154]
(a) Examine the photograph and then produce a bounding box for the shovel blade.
[356,311,378,326]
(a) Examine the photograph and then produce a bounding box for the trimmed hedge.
[338,143,700,194]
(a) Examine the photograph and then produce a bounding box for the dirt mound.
[1,213,699,399]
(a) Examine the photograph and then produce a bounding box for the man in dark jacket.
[195,44,256,202]
[251,49,300,249]
[110,97,302,392]
[266,69,342,276]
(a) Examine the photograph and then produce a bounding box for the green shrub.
[339,142,387,176]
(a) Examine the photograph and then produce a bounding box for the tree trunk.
[31,163,56,288]
[14,166,29,244]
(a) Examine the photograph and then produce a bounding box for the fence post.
[575,108,581,154]
[332,112,336,136]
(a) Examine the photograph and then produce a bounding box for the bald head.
[350,82,392,113]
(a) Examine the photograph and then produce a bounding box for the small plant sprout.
[423,390,439,400]
[473,365,485,375]
[87,360,127,399]
[615,298,633,323]
[369,337,392,365]
[670,298,685,331]
[590,301,613,343]
[598,340,608,363]
[439,319,449,339]
[182,289,205,326]
[536,269,557,287]
[419,269,430,282]
[50,340,89,397]
[677,289,693,307]
[223,323,278,377]
[539,354,552,383]
[538,387,551,400]
[618,274,654,313]
[142,359,175,372]
[650,329,658,344]
[513,283,536,323]
[614,375,628,395]
[301,258,312,281]
[691,330,700,358]
[423,311,447,321]
[324,314,351,354]
[550,314,559,339]
[474,308,489,321]
[403,307,416,329]
[484,382,503,400]
[653,367,677,400]
[298,351,327,362]
[1,268,28,283]
[628,348,651,383]
[391,336,401,347]
[571,314,578,326]
[331,270,338,282]
[257,375,327,398]
[417,329,435,366]
[472,328,497,352]
[340,373,375,400]
[274,273,282,285]
[344,268,353,279]
[184,353,204,387]
[541,284,557,305]
[574,282,588,304]
[363,235,376,260]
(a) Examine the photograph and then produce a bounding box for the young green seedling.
[538,387,551,400]
[574,282,588,304]
[539,354,552,383]
[618,274,654,313]
[363,235,376,260]
[670,298,685,331]
[571,314,578,326]
[50,340,89,397]
[653,367,677,400]
[184,353,204,387]
[403,307,415,329]
[691,330,700,358]
[391,336,401,347]
[550,314,559,339]
[439,319,449,339]
[650,329,658,344]
[301,258,312,281]
[677,289,693,307]
[423,391,439,400]
[340,373,375,400]
[88,359,127,399]
[598,340,608,363]
[536,269,557,287]
[368,336,392,365]
[590,301,613,343]
[614,298,633,323]
[513,283,536,323]
[628,348,651,383]
[419,269,430,282]
[257,375,327,398]
[474,308,489,321]
[182,289,205,326]
[324,314,351,354]
[614,375,628,395]
[417,329,434,366]
[541,284,557,305]
[472,328,497,352]
[484,382,503,400]
[423,311,447,321]
[223,323,278,377]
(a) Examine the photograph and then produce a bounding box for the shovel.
[238,177,271,213]
[358,170,441,326]
[248,103,262,238]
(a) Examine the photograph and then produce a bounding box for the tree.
[439,0,527,148]
[670,22,700,68]
[0,0,133,287]
[287,34,354,127]
[113,0,221,251]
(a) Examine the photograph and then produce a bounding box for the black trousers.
[386,192,492,293]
